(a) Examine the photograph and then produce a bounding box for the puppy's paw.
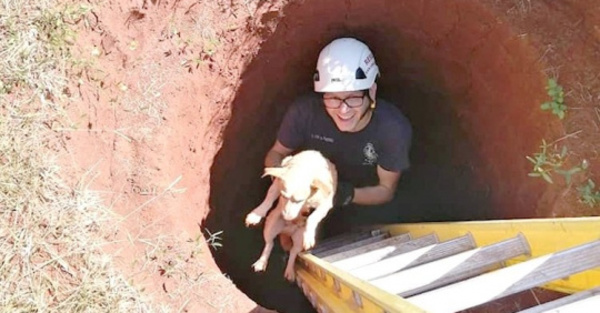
[245,212,263,227]
[302,231,316,250]
[252,259,268,272]
[284,266,296,282]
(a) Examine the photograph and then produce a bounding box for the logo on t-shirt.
[363,142,378,165]
[311,134,334,143]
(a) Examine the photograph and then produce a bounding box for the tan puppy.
[245,150,337,281]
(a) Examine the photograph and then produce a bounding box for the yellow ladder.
[296,217,600,313]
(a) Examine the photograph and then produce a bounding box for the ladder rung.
[406,239,600,313]
[323,232,412,263]
[314,232,390,258]
[516,286,600,313]
[332,233,438,272]
[370,234,530,297]
[310,229,384,255]
[347,233,475,280]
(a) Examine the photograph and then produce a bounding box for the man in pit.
[264,37,413,240]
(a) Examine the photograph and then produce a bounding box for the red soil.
[61,0,600,312]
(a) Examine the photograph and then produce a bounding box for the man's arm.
[264,140,294,167]
[352,166,400,205]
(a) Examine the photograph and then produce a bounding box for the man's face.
[322,90,369,132]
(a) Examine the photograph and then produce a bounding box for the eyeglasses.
[322,94,366,109]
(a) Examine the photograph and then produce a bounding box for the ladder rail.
[295,217,600,313]
[299,253,426,313]
[381,216,600,293]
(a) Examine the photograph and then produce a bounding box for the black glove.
[333,181,355,207]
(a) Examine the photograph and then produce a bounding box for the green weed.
[555,159,589,185]
[526,140,568,183]
[526,140,587,184]
[577,179,600,207]
[540,78,567,119]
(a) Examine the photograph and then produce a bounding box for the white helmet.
[313,37,379,93]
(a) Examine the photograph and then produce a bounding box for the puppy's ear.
[262,167,287,179]
[262,155,293,179]
[312,177,333,195]
[281,155,293,167]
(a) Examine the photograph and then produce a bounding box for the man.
[264,37,413,238]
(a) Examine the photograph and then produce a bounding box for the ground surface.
[59,0,600,312]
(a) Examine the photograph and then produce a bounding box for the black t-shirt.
[277,92,412,187]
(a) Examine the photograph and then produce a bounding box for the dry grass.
[0,97,152,311]
[121,61,169,131]
[1,0,152,312]
[1,0,233,312]
[130,230,230,312]
[0,0,90,99]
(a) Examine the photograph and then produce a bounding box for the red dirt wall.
[63,0,600,312]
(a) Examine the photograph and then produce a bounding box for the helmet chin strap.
[356,99,375,129]
[363,91,376,118]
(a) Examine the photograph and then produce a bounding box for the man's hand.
[264,140,293,168]
[333,181,355,207]
[352,166,401,205]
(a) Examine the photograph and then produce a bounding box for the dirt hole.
[205,1,558,311]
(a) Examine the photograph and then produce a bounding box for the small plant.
[540,78,567,119]
[202,37,219,56]
[556,159,589,185]
[577,179,600,207]
[527,140,568,183]
[205,228,223,250]
[527,140,588,184]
